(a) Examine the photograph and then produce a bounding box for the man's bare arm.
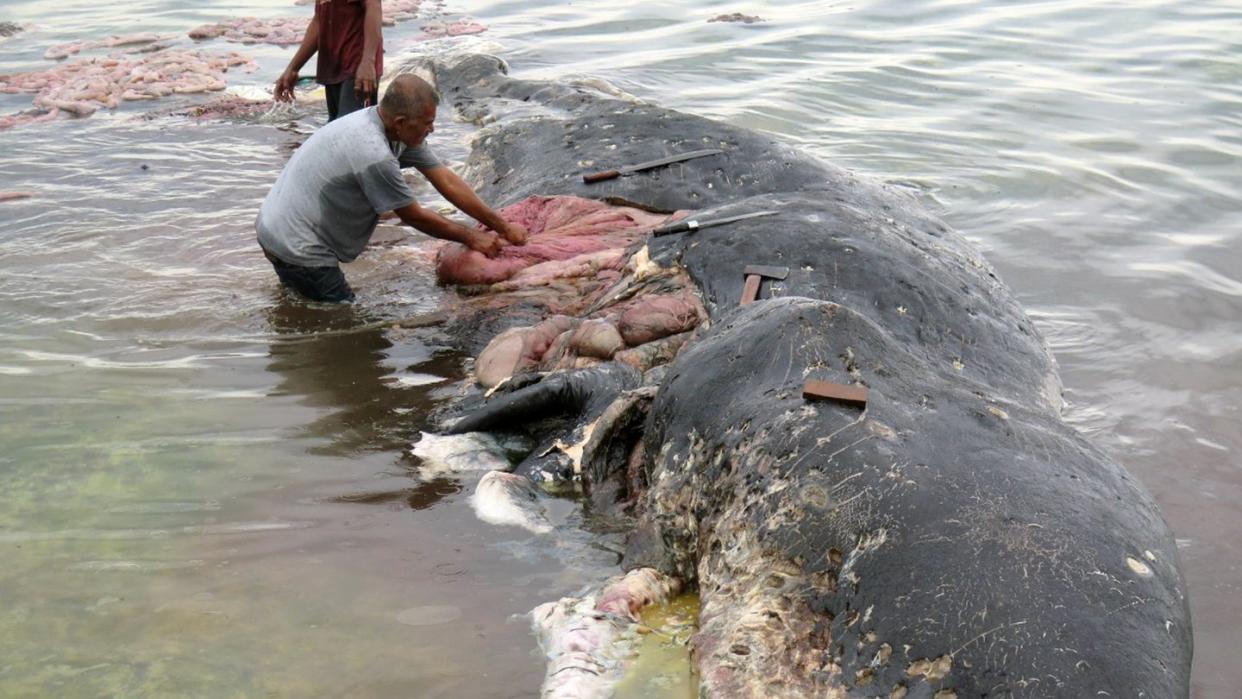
[355,0,382,102]
[275,15,320,101]
[393,200,503,257]
[421,166,528,244]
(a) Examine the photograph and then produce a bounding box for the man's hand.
[498,221,528,246]
[274,70,298,102]
[354,62,377,105]
[420,168,531,248]
[466,230,504,258]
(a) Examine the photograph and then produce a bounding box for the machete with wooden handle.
[582,148,723,183]
[651,210,778,237]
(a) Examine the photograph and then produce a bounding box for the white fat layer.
[532,568,680,698]
[410,431,513,475]
[471,471,553,534]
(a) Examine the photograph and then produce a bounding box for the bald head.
[378,74,441,147]
[380,74,440,118]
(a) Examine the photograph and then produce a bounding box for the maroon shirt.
[315,0,383,85]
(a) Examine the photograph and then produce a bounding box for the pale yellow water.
[615,594,701,699]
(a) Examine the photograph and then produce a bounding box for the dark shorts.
[324,76,378,121]
[263,250,355,303]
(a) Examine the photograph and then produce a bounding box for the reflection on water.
[328,478,463,510]
[265,297,442,455]
[1,0,1240,696]
[263,295,474,518]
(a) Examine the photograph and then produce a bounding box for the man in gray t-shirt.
[257,74,527,302]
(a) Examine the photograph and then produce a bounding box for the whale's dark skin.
[423,54,1192,697]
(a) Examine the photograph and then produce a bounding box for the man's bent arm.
[393,200,502,257]
[421,166,527,244]
[275,16,320,100]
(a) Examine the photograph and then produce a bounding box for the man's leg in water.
[324,77,378,121]
[263,251,355,302]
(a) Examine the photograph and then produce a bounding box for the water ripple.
[0,520,314,543]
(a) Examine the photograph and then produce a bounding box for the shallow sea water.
[0,1,1239,697]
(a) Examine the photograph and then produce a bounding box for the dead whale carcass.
[412,53,1192,698]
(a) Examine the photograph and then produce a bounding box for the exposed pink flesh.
[435,195,670,286]
[616,292,706,345]
[474,315,578,388]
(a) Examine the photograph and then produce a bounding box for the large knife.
[582,148,723,184]
[651,210,778,237]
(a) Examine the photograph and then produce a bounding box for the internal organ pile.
[149,94,296,122]
[420,19,487,37]
[0,109,59,131]
[472,296,701,387]
[0,2,485,130]
[44,33,174,60]
[436,195,670,286]
[0,48,256,120]
[449,196,705,388]
[188,4,483,44]
[291,0,430,27]
[188,17,310,46]
[383,0,427,25]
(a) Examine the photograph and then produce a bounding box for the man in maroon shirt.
[274,0,383,120]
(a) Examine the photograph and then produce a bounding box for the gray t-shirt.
[256,106,442,267]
